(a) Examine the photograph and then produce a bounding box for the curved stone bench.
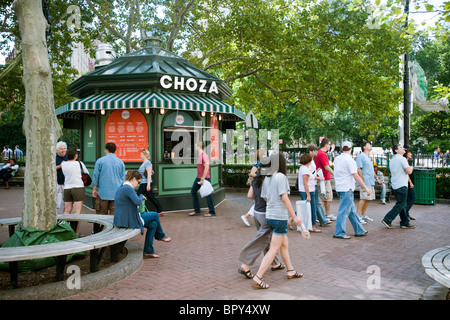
[0,214,140,288]
[422,246,450,299]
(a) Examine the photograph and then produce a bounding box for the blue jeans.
[315,185,329,225]
[383,186,409,226]
[374,183,386,200]
[300,191,317,227]
[191,178,216,215]
[334,190,366,238]
[141,211,167,254]
[405,187,416,218]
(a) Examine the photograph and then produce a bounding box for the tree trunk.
[13,0,61,231]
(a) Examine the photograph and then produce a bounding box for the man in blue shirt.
[14,146,24,160]
[355,142,381,224]
[92,142,126,215]
[382,144,414,229]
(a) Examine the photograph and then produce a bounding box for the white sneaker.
[362,215,373,222]
[241,215,251,227]
[381,199,386,205]
[358,217,367,224]
[326,215,337,221]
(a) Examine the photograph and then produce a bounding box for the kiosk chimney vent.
[95,43,116,68]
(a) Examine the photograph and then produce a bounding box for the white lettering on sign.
[159,76,219,94]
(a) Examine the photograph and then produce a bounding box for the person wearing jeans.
[306,144,331,226]
[190,177,215,216]
[140,211,170,257]
[383,186,409,227]
[113,171,171,259]
[334,190,367,239]
[333,141,370,239]
[189,141,216,217]
[297,153,322,233]
[374,166,386,204]
[382,144,415,229]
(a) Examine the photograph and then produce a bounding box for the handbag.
[139,199,147,213]
[79,161,92,187]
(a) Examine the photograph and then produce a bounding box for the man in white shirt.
[382,144,415,229]
[333,141,371,239]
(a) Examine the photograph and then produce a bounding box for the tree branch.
[126,0,137,53]
[0,52,22,83]
[167,0,196,52]
[253,72,296,95]
[86,0,137,51]
[135,0,146,42]
[204,56,255,70]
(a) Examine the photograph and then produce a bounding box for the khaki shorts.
[321,180,333,201]
[64,187,85,202]
[360,185,375,200]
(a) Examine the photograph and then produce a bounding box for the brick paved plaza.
[0,186,449,301]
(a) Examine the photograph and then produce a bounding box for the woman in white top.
[1,158,19,189]
[61,148,89,232]
[298,153,323,233]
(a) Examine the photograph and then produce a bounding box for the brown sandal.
[238,267,253,279]
[252,275,269,289]
[287,269,303,279]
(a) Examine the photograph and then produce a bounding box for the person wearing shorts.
[355,142,380,224]
[62,148,89,234]
[250,152,310,290]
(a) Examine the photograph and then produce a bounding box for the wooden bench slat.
[0,214,142,288]
[0,215,141,263]
[422,248,443,269]
[0,241,93,262]
[425,269,450,288]
[0,217,21,227]
[75,228,140,248]
[422,246,450,289]
[431,251,448,271]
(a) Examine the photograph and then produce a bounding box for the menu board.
[210,115,219,161]
[105,109,148,162]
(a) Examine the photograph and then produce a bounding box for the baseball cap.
[342,141,352,151]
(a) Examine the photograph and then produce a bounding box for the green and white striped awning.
[56,92,245,120]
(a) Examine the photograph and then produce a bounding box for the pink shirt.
[196,151,210,179]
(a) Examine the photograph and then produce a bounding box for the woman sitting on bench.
[1,158,19,189]
[113,171,171,258]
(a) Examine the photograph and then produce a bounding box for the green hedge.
[222,165,450,199]
[435,167,450,199]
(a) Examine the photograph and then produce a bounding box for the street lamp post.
[403,0,411,147]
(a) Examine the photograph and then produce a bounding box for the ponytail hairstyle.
[125,171,142,182]
[141,149,151,160]
[254,161,269,188]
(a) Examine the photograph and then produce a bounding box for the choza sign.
[160,75,219,94]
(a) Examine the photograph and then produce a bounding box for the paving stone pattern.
[1,187,448,300]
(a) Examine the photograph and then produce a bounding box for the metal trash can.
[413,168,436,205]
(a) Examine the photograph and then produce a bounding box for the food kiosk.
[56,37,245,211]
